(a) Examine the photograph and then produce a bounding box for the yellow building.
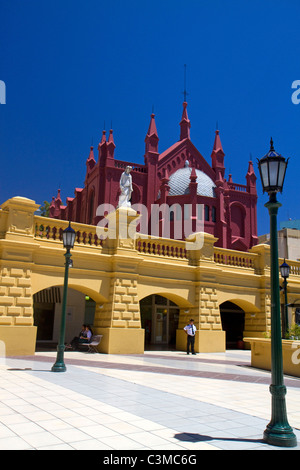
[1,196,300,356]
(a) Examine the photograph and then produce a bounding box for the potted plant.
[285,323,300,340]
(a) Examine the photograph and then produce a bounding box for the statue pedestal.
[102,207,139,254]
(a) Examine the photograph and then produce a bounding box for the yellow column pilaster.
[95,208,144,353]
[0,197,39,355]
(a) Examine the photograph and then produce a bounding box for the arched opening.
[140,294,180,350]
[33,286,100,351]
[220,301,245,349]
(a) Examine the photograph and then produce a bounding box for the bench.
[78,335,103,353]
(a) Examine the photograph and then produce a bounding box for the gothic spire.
[212,129,224,154]
[145,112,159,154]
[211,129,225,179]
[107,128,116,159]
[179,101,191,140]
[86,145,96,174]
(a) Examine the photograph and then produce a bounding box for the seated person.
[66,324,92,350]
[81,325,92,344]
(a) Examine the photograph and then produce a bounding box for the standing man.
[184,319,197,355]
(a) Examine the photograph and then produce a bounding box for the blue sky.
[1,0,300,236]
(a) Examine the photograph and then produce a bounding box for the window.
[205,205,210,221]
[212,206,216,222]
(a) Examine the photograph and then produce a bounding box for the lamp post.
[52,222,76,372]
[257,138,297,447]
[280,260,290,338]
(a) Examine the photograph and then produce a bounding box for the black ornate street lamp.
[52,222,76,372]
[280,259,290,338]
[257,138,297,447]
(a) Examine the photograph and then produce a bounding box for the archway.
[140,294,180,350]
[219,301,245,349]
[33,286,102,350]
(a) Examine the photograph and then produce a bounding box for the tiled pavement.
[0,349,299,451]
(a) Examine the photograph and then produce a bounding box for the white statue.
[118,166,133,207]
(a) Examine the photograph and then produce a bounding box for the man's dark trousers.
[187,335,195,354]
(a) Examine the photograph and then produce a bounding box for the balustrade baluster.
[52,226,57,240]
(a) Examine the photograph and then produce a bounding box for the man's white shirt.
[184,324,196,336]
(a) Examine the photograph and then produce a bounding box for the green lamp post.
[257,138,297,447]
[51,222,76,372]
[280,259,290,338]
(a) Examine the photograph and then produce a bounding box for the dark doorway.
[220,301,245,349]
[140,295,180,349]
[34,302,55,341]
[33,287,61,346]
[84,297,96,325]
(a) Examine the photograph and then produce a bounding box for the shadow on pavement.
[175,432,264,444]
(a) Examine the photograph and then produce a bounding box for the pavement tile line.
[8,353,300,388]
[78,360,300,431]
[0,362,276,451]
[0,351,299,450]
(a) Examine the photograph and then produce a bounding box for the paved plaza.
[0,349,299,451]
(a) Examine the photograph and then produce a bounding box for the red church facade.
[50,102,258,251]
